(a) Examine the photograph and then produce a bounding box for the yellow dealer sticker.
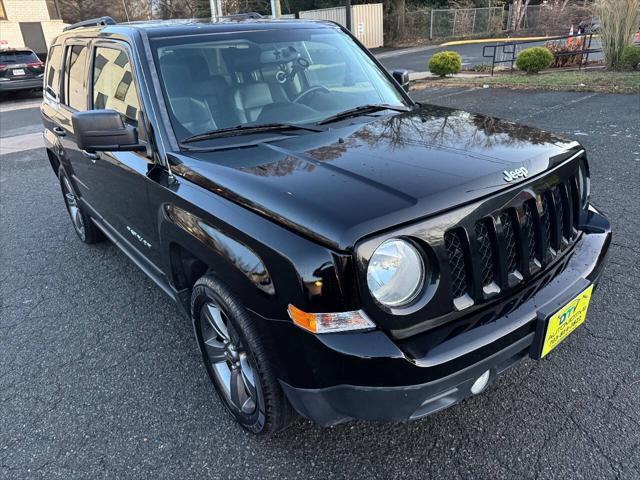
[541,285,594,358]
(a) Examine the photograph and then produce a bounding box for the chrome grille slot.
[444,230,470,299]
[522,200,539,264]
[500,210,519,274]
[475,219,497,286]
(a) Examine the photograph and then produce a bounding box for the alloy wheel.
[200,302,258,415]
[62,177,85,240]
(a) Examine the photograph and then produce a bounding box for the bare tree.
[392,0,405,31]
[58,0,151,23]
[153,0,206,18]
[510,0,532,31]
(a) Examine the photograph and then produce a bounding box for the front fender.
[165,204,275,295]
[155,179,358,321]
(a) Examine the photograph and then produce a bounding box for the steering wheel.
[293,85,331,104]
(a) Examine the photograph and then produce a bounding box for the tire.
[59,171,104,244]
[191,274,295,435]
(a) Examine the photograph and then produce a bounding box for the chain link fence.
[506,4,591,36]
[385,7,507,45]
[384,4,593,46]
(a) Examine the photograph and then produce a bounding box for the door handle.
[52,126,66,137]
[82,150,100,162]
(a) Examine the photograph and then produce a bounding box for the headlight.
[366,239,425,308]
[577,158,590,208]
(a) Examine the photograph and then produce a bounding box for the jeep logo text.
[503,167,529,182]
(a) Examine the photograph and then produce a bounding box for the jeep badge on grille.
[503,167,529,182]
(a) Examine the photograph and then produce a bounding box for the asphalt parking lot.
[1,87,639,479]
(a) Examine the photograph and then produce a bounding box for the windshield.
[150,27,408,142]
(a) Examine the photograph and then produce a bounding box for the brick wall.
[0,21,24,48]
[3,0,53,22]
[0,1,67,52]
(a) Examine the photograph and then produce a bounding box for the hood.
[171,104,581,251]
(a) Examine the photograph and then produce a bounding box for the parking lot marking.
[0,131,43,155]
[516,93,599,122]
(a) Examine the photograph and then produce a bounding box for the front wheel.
[191,275,295,435]
[59,173,103,244]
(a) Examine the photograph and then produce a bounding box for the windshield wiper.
[181,122,325,144]
[316,104,412,125]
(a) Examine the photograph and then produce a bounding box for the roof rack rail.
[63,16,117,32]
[217,12,263,20]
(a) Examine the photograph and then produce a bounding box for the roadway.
[376,38,603,72]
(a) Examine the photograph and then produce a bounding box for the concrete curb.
[409,71,492,81]
[440,36,553,46]
[0,131,44,155]
[0,99,42,113]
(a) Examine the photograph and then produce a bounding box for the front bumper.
[267,206,611,426]
[281,331,534,426]
[0,78,43,92]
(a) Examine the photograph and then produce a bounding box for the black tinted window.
[0,50,39,64]
[64,45,88,110]
[45,45,62,98]
[92,47,140,126]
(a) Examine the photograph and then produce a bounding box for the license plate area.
[531,284,594,359]
[12,68,26,76]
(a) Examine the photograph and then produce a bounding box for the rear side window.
[92,46,140,126]
[64,44,88,110]
[0,50,39,64]
[45,45,62,99]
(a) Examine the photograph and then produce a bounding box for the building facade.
[0,0,67,56]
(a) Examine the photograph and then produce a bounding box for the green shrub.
[428,51,462,77]
[621,46,640,70]
[516,47,554,74]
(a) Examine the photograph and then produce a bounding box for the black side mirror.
[392,69,410,92]
[72,109,145,153]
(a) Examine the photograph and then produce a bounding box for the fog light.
[470,370,491,395]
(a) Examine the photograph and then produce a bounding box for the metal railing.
[482,33,602,75]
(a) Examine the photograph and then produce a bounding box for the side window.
[63,44,88,110]
[92,46,140,126]
[45,45,63,100]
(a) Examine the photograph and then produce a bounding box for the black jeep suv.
[41,15,611,435]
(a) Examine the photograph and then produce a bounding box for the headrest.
[234,82,273,110]
[193,75,229,95]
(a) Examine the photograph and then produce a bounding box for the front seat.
[195,75,239,128]
[170,96,217,135]
[233,82,274,124]
[160,60,216,135]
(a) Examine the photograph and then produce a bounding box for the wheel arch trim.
[163,204,276,297]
